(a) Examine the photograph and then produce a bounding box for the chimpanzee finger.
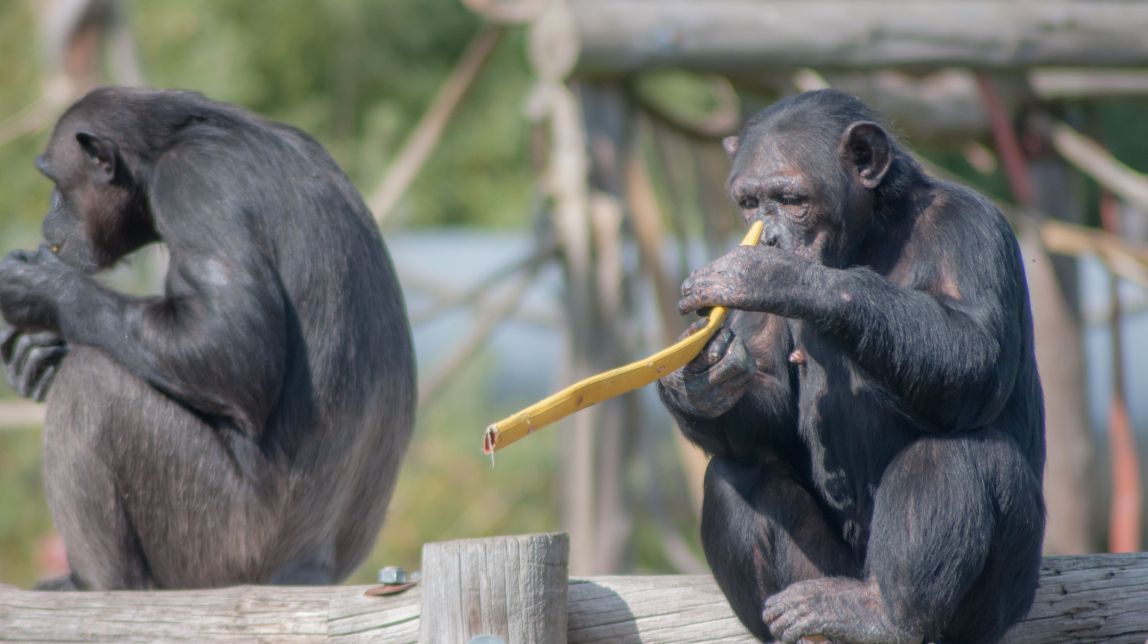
[5,331,64,379]
[679,261,748,314]
[10,341,66,400]
[676,317,710,342]
[705,333,756,387]
[26,346,65,402]
[3,248,36,264]
[30,363,58,402]
[686,327,734,374]
[0,325,19,363]
[679,266,719,315]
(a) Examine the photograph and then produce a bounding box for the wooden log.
[0,400,46,431]
[545,1,1148,75]
[419,532,570,643]
[1,551,1145,641]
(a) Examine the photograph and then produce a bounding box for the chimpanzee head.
[35,88,161,273]
[723,89,919,268]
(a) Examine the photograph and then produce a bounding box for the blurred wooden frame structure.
[434,0,1148,575]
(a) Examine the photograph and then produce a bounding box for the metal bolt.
[378,566,407,585]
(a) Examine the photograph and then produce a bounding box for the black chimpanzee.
[0,87,416,590]
[659,90,1044,643]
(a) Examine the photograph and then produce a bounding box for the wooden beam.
[0,401,46,431]
[547,1,1148,75]
[2,552,1145,641]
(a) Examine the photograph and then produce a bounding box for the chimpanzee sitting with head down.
[0,87,416,590]
[659,90,1044,643]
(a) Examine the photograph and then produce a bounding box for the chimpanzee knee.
[41,349,151,589]
[703,457,857,641]
[866,430,1044,642]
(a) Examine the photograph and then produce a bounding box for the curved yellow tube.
[483,220,764,454]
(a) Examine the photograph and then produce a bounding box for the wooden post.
[419,532,570,643]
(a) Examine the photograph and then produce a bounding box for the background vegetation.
[1,0,1146,588]
[0,0,550,587]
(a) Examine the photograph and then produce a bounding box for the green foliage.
[0,3,53,232]
[0,0,544,587]
[633,70,728,127]
[0,431,52,586]
[129,0,534,229]
[353,356,560,582]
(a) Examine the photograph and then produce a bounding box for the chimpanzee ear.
[722,135,740,159]
[840,121,891,190]
[76,132,117,184]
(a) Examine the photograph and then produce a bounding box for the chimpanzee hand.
[0,246,76,332]
[677,245,810,317]
[0,325,67,401]
[660,321,757,419]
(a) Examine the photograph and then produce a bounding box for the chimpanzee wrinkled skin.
[0,87,416,590]
[659,90,1044,643]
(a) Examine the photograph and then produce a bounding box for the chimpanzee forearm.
[54,270,285,436]
[777,264,1022,431]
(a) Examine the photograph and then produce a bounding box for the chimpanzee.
[0,87,416,590]
[659,90,1044,643]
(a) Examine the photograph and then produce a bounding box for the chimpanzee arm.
[19,148,285,437]
[680,196,1025,432]
[56,253,285,437]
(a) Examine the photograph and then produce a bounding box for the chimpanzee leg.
[41,347,286,590]
[702,456,858,642]
[763,429,1043,643]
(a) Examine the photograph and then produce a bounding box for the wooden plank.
[0,400,45,430]
[328,586,420,643]
[548,1,1148,74]
[0,585,331,641]
[568,576,751,643]
[1006,554,1148,643]
[1,553,1145,641]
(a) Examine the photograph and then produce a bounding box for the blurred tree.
[0,0,543,586]
[129,0,535,228]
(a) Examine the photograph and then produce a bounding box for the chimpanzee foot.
[762,577,922,644]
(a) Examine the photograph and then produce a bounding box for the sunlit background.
[0,0,1146,588]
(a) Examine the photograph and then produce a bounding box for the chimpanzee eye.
[738,196,760,210]
[777,194,807,206]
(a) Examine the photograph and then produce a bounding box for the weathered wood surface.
[419,532,569,643]
[548,1,1148,74]
[2,553,1146,642]
[0,584,419,642]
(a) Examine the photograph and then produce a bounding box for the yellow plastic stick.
[482,220,764,455]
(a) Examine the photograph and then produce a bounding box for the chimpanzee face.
[36,116,153,273]
[723,120,891,268]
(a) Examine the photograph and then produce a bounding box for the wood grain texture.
[1,552,1145,642]
[553,1,1148,73]
[419,532,570,644]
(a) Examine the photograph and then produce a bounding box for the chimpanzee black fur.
[659,90,1044,643]
[0,87,416,590]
